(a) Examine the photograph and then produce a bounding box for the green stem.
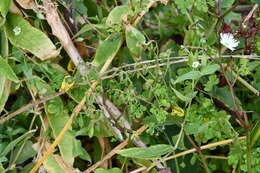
[228,68,259,96]
[246,131,252,173]
[220,1,241,20]
[130,0,134,11]
[186,135,211,173]
[174,154,180,173]
[1,30,8,57]
[185,11,194,25]
[173,123,184,150]
[204,155,227,160]
[97,5,103,20]
[207,0,242,40]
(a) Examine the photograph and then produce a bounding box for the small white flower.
[192,61,200,68]
[69,17,74,24]
[13,26,21,35]
[75,37,84,42]
[36,13,45,20]
[220,33,239,51]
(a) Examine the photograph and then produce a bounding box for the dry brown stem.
[0,92,64,124]
[242,4,259,26]
[43,0,84,67]
[83,125,148,173]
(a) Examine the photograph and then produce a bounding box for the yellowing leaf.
[67,60,76,73]
[171,106,185,117]
[59,75,75,93]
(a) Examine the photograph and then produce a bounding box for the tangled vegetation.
[0,0,259,172]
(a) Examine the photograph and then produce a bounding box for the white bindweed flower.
[192,61,200,68]
[220,33,239,51]
[13,26,21,35]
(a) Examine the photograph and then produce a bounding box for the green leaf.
[213,87,241,110]
[106,5,131,26]
[172,88,197,102]
[95,168,123,173]
[73,139,91,162]
[251,0,260,4]
[11,141,37,164]
[75,24,106,38]
[33,79,75,166]
[251,122,260,147]
[93,33,123,66]
[125,25,146,58]
[72,0,88,16]
[0,130,35,157]
[195,0,208,12]
[184,123,201,135]
[172,133,186,150]
[84,0,98,17]
[174,71,202,84]
[0,77,11,113]
[45,106,75,166]
[44,155,66,173]
[0,163,4,173]
[175,0,193,13]
[0,0,10,17]
[0,56,19,82]
[4,13,57,60]
[221,0,235,8]
[0,18,5,29]
[224,12,241,23]
[117,144,172,159]
[201,64,220,76]
[204,75,219,91]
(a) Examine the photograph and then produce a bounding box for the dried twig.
[234,5,254,12]
[0,92,64,124]
[96,96,125,141]
[29,18,122,172]
[83,125,148,173]
[242,4,259,26]
[96,96,165,170]
[96,96,149,148]
[84,140,129,173]
[43,0,85,68]
[101,55,260,76]
[131,1,155,25]
[29,89,88,173]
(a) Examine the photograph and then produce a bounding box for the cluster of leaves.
[0,0,259,173]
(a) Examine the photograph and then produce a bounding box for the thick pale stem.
[43,0,84,67]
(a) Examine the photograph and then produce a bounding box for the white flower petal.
[220,33,239,51]
[192,61,200,68]
[13,26,21,36]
